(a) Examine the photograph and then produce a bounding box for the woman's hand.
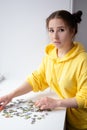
[35,97,60,110]
[0,94,12,110]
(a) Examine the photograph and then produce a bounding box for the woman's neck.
[57,43,74,58]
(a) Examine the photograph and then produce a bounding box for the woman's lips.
[54,41,61,44]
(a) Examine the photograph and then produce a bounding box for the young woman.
[0,10,87,130]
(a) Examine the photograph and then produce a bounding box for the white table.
[0,80,66,130]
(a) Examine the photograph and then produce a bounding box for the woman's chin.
[53,43,61,48]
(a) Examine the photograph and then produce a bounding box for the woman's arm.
[10,81,33,98]
[0,81,33,108]
[35,97,78,110]
[56,97,78,108]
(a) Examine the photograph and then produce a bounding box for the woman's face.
[48,18,74,49]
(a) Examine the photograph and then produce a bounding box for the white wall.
[73,0,87,50]
[0,0,73,80]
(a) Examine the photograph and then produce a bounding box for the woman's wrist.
[55,98,78,108]
[55,99,62,108]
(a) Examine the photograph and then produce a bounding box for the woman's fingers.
[35,97,51,110]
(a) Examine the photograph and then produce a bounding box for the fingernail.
[0,105,4,111]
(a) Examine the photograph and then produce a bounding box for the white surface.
[0,80,66,130]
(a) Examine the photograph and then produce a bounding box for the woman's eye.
[48,28,65,33]
[59,28,64,32]
[49,29,54,33]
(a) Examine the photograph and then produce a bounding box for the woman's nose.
[53,32,59,39]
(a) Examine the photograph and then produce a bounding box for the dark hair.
[46,10,83,35]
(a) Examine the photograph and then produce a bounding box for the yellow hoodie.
[27,42,87,130]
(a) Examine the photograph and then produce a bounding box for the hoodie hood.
[45,42,86,63]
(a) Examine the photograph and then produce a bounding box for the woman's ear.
[71,28,75,38]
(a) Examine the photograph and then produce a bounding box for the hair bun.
[72,10,83,23]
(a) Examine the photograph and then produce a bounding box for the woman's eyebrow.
[48,26,66,29]
[57,26,66,29]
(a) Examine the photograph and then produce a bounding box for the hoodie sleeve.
[76,59,87,108]
[26,56,49,92]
